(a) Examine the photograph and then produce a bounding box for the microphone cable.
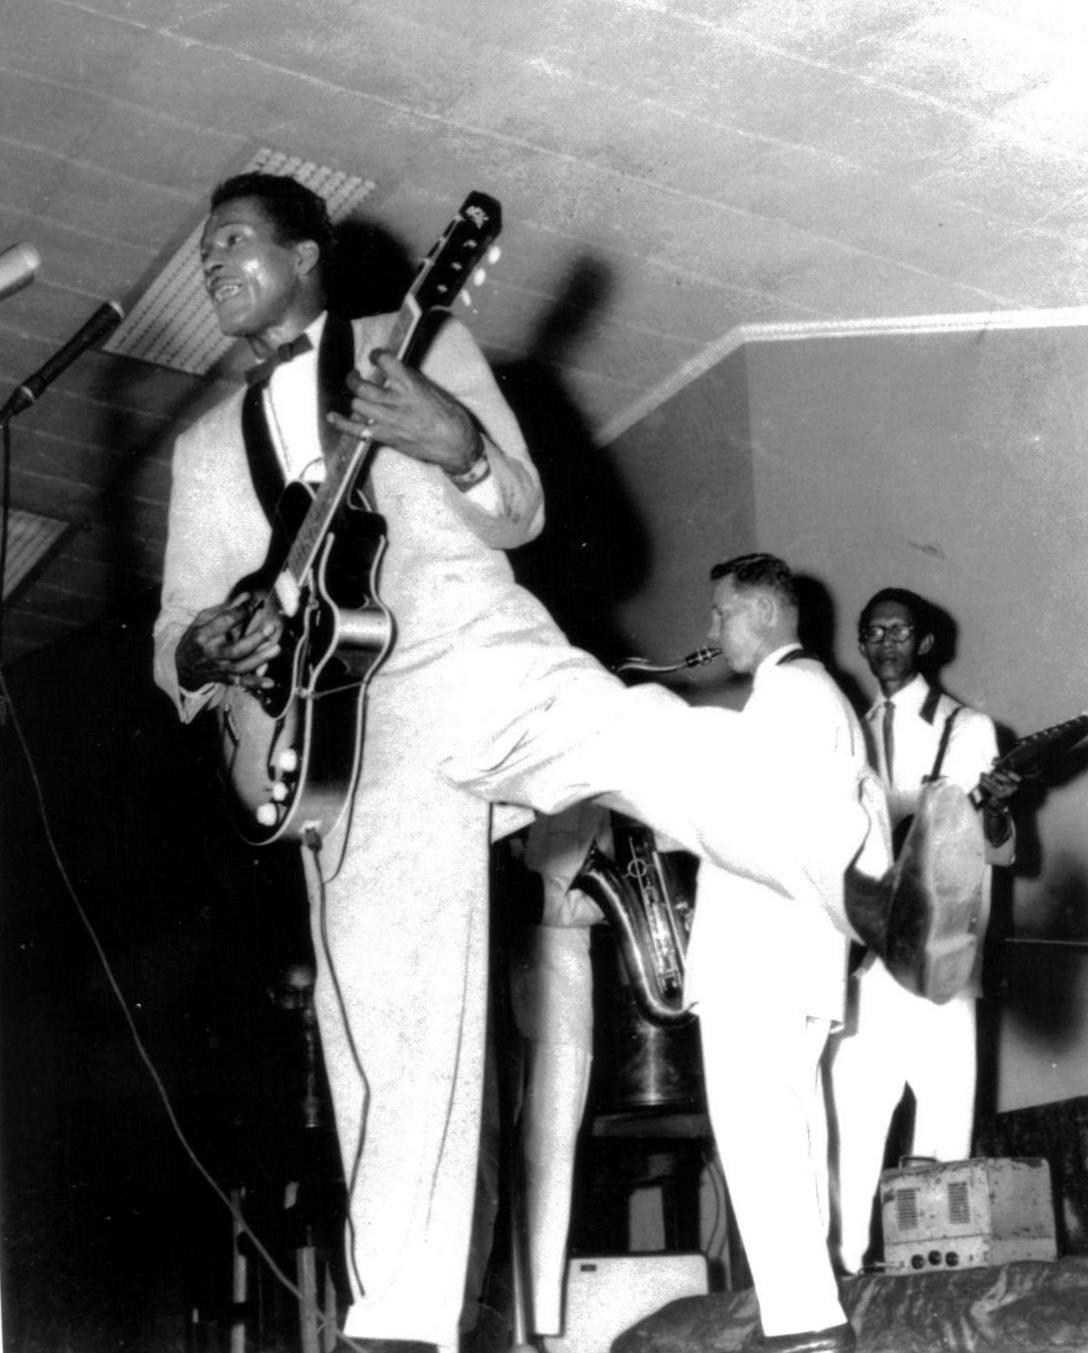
[0,668,373,1352]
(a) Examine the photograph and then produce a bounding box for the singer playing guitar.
[153,172,548,1353]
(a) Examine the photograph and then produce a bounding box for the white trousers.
[828,959,977,1273]
[447,656,870,933]
[696,986,847,1338]
[307,648,869,1352]
[512,814,598,1336]
[518,1036,592,1334]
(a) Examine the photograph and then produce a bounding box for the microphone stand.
[0,300,124,425]
[0,300,124,659]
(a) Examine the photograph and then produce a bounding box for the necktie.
[882,699,895,781]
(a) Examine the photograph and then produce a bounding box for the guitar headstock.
[409,191,503,316]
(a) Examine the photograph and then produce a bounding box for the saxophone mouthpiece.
[613,646,723,676]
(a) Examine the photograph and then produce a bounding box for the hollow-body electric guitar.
[217,191,502,846]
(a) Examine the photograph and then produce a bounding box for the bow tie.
[244,333,314,388]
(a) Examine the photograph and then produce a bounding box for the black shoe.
[845,779,984,1005]
[749,1322,857,1352]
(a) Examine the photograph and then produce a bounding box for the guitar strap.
[925,697,963,783]
[317,311,357,454]
[240,377,288,528]
[927,707,962,780]
[320,310,379,503]
[240,312,359,527]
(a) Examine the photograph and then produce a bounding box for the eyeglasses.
[861,623,915,644]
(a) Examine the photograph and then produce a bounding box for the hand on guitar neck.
[175,590,282,693]
[973,765,1020,848]
[888,712,1088,861]
[965,710,1088,848]
[327,347,487,483]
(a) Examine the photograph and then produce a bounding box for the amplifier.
[543,1254,709,1353]
[880,1156,1057,1273]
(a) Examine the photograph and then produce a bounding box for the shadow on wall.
[978,1090,1088,1256]
[495,255,652,666]
[794,573,868,714]
[330,217,417,318]
[996,856,1088,1036]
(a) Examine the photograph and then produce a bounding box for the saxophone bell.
[573,822,694,1026]
[613,645,723,676]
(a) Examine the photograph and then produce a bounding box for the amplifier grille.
[895,1188,919,1231]
[948,1179,971,1224]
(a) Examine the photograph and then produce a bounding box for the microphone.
[0,242,41,302]
[0,299,124,422]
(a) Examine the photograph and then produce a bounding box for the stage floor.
[613,1256,1088,1352]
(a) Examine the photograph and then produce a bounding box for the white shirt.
[865,672,1006,848]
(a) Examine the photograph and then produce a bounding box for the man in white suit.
[153,175,970,1353]
[686,554,890,1353]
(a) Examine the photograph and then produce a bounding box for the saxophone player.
[686,553,890,1353]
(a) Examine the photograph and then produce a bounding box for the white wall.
[743,323,1088,1111]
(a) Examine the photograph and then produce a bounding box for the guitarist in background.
[153,173,981,1353]
[829,588,1019,1276]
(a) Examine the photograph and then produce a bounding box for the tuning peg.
[487,246,502,265]
[459,292,473,307]
[473,267,487,287]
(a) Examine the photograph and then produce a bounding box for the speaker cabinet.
[543,1254,709,1353]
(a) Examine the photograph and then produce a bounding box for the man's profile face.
[708,577,764,675]
[199,195,312,340]
[859,598,930,693]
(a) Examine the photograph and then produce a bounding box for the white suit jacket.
[153,311,547,722]
[686,646,880,1023]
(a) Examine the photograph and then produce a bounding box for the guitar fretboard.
[270,300,422,617]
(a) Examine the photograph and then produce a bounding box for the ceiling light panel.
[2,509,68,603]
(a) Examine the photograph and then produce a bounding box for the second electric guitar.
[217,191,502,846]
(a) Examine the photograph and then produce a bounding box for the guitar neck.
[968,710,1088,807]
[257,190,502,621]
[272,297,426,615]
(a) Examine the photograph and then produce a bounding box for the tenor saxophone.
[572,647,719,1024]
[574,814,695,1026]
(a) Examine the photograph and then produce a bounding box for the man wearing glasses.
[829,588,1019,1276]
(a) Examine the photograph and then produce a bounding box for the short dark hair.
[857,587,934,639]
[209,172,336,262]
[709,552,797,608]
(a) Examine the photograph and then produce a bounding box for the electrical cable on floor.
[0,666,372,1352]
